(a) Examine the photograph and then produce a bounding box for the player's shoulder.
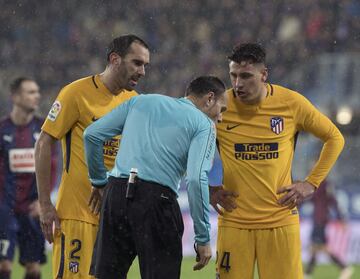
[270,83,308,104]
[60,75,95,94]
[0,115,11,131]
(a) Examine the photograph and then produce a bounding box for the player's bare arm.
[34,130,60,243]
[277,181,316,209]
[209,186,238,215]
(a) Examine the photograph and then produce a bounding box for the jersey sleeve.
[291,93,345,187]
[83,97,137,187]
[41,84,80,139]
[185,119,216,244]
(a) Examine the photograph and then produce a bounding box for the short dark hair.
[106,34,149,62]
[185,76,226,98]
[228,43,266,65]
[10,77,34,95]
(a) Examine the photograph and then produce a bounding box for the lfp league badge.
[270,117,284,135]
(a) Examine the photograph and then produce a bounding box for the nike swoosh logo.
[92,116,99,122]
[226,124,241,130]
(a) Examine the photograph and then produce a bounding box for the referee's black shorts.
[92,176,184,279]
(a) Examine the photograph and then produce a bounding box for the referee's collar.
[180,97,196,107]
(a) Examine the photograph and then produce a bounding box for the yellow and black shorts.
[52,219,98,279]
[216,224,303,279]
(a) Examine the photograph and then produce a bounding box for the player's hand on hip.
[193,243,212,271]
[277,181,316,209]
[88,187,104,215]
[209,186,238,215]
[39,202,60,244]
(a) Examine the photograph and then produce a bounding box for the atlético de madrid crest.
[69,261,79,273]
[270,117,284,135]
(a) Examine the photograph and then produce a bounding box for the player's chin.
[122,84,134,91]
[125,82,137,91]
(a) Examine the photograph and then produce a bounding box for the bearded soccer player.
[0,77,57,279]
[34,35,150,279]
[209,43,345,279]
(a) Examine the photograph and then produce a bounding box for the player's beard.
[128,74,141,89]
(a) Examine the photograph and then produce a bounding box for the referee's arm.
[185,121,216,245]
[83,99,133,187]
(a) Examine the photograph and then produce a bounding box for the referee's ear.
[205,91,215,107]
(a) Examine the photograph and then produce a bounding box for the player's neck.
[10,106,34,126]
[241,83,267,106]
[100,70,124,95]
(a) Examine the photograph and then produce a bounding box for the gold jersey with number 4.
[217,84,344,229]
[42,75,138,225]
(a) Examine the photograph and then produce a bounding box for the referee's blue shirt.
[83,94,216,244]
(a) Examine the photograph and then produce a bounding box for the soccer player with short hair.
[83,76,227,279]
[34,35,150,279]
[209,43,345,279]
[0,77,57,279]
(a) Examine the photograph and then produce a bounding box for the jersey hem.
[218,218,299,229]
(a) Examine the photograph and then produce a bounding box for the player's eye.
[240,73,253,79]
[133,60,144,66]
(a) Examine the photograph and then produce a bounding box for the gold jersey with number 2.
[42,75,137,225]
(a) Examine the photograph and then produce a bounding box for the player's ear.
[261,67,268,82]
[11,93,20,104]
[109,52,122,65]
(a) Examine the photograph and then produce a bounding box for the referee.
[83,76,227,279]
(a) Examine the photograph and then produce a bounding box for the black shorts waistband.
[108,176,177,199]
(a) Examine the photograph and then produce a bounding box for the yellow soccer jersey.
[217,84,344,229]
[42,75,138,225]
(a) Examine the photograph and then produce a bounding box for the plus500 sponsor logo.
[234,143,279,160]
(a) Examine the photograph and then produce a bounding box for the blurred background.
[0,0,359,278]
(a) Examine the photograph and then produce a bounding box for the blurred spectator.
[304,180,354,279]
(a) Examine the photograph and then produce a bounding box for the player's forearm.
[35,133,54,206]
[306,130,345,187]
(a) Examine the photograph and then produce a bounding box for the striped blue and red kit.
[0,116,56,265]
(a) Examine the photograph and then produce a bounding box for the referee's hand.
[193,243,212,271]
[39,202,60,244]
